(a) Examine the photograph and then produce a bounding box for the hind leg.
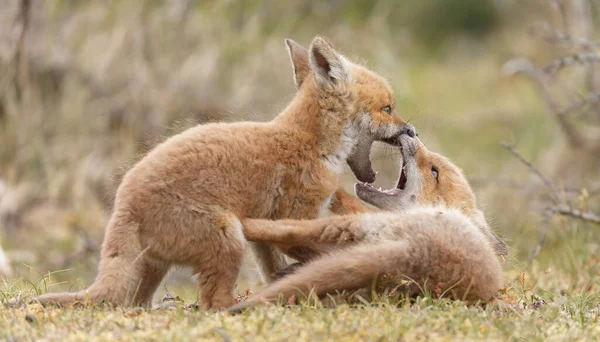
[192,216,246,310]
[88,251,170,307]
[249,242,289,283]
[145,208,247,310]
[126,259,170,306]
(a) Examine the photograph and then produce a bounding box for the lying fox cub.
[231,134,508,312]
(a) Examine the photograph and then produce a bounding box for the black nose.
[403,124,416,138]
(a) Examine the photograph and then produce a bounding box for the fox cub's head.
[285,37,415,183]
[355,134,508,256]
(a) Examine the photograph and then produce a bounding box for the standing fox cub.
[229,134,508,312]
[33,37,415,309]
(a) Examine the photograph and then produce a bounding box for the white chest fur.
[321,123,359,175]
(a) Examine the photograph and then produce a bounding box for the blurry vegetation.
[0,1,599,337]
[396,0,501,51]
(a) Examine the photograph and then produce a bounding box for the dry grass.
[1,281,600,341]
[1,0,600,340]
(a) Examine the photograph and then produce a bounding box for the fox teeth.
[378,187,382,191]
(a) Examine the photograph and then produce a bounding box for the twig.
[503,59,585,147]
[542,52,600,75]
[469,177,600,197]
[552,204,600,225]
[529,18,599,48]
[508,0,600,267]
[558,92,600,118]
[500,142,562,203]
[535,28,599,48]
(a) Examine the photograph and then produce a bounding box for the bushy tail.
[228,241,411,312]
[33,290,89,307]
[228,237,503,313]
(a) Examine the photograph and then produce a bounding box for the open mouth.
[359,155,407,196]
[354,134,418,209]
[397,157,408,190]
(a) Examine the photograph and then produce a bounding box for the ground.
[2,273,600,341]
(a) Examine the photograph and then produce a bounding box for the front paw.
[319,221,363,243]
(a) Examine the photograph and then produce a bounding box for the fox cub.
[230,134,507,312]
[33,37,414,309]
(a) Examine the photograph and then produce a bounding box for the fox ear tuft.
[285,39,310,89]
[308,36,350,88]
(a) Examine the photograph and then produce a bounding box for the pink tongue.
[385,189,402,196]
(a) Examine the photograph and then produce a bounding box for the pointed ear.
[285,39,309,89]
[308,36,350,88]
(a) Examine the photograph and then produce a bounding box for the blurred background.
[0,0,599,302]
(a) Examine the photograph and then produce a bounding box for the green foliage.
[408,0,500,51]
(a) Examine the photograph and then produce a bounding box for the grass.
[2,260,600,341]
[2,279,600,341]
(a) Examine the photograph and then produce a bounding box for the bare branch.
[558,92,600,118]
[529,15,599,48]
[552,205,600,225]
[512,0,600,266]
[542,52,600,75]
[469,177,600,197]
[502,59,585,147]
[500,142,562,203]
[533,26,599,48]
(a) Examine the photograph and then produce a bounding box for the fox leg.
[249,242,289,283]
[83,253,170,306]
[242,215,366,245]
[190,214,246,310]
[248,189,371,282]
[125,260,170,306]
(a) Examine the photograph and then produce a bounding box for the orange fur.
[32,36,413,310]
[231,135,507,312]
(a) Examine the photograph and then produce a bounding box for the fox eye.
[381,106,392,115]
[431,165,439,181]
